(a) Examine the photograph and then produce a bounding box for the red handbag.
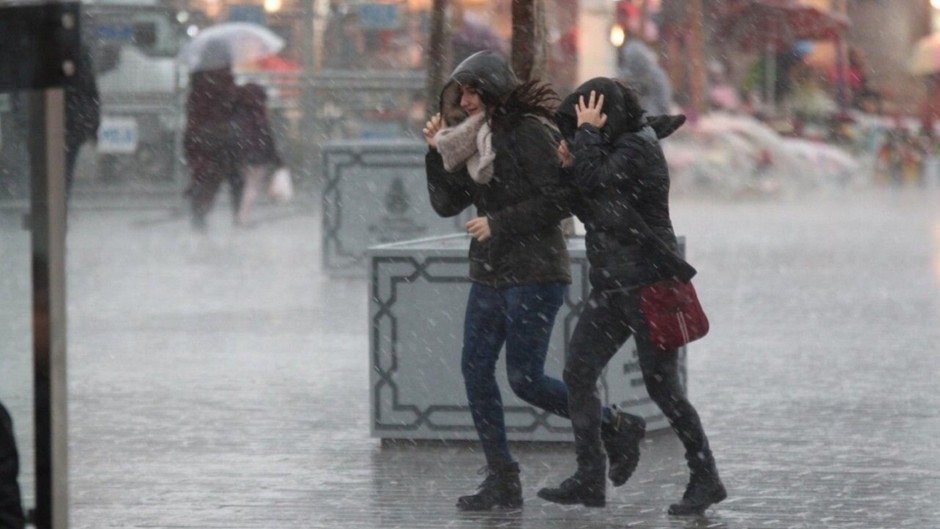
[639,279,709,351]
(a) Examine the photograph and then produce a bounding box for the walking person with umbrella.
[183,38,242,230]
[180,23,286,230]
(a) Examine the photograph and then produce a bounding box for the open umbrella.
[716,0,849,106]
[179,22,285,72]
[910,33,940,76]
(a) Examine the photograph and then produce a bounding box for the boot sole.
[456,498,523,511]
[667,489,727,516]
[536,490,606,508]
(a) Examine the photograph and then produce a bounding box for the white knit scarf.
[433,112,495,184]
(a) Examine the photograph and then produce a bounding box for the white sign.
[97,116,139,153]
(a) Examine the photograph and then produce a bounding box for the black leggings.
[563,288,714,471]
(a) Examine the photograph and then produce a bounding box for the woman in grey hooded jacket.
[423,52,639,511]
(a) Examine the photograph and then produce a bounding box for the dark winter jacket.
[232,83,281,166]
[183,68,239,165]
[65,44,100,150]
[557,77,693,291]
[0,403,25,529]
[426,51,571,287]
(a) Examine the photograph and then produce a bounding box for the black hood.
[556,77,645,143]
[439,50,519,126]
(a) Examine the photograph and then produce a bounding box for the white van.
[83,1,196,188]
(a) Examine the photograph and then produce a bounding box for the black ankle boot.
[668,467,727,516]
[601,408,646,486]
[536,466,606,507]
[456,462,523,511]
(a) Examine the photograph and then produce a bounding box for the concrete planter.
[368,234,688,442]
[321,140,472,274]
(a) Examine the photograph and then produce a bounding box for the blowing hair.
[488,80,560,131]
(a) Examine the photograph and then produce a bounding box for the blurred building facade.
[164,0,937,117]
[656,0,933,116]
[61,0,940,188]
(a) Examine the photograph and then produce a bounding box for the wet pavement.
[3,186,940,528]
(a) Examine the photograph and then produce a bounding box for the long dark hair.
[488,80,559,132]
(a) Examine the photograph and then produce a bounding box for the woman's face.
[459,84,485,116]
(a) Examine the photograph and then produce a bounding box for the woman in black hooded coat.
[422,52,640,512]
[536,78,727,516]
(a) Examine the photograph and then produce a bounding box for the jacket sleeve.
[426,149,474,217]
[567,124,646,192]
[489,119,573,237]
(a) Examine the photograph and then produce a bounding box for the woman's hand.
[423,113,443,149]
[558,140,574,168]
[466,216,491,242]
[576,90,607,129]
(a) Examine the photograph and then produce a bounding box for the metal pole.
[2,3,76,527]
[28,86,69,529]
[301,0,317,191]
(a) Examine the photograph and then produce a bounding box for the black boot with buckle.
[601,407,646,486]
[456,461,523,511]
[536,461,606,507]
[668,458,727,516]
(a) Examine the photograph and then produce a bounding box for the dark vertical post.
[301,0,316,191]
[1,2,75,526]
[425,0,449,116]
[511,0,546,82]
[28,85,69,529]
[20,4,75,528]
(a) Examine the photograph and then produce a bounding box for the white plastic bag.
[268,167,293,204]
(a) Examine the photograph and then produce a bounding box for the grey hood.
[439,50,519,126]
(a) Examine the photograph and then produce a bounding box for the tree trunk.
[425,0,450,117]
[511,0,546,82]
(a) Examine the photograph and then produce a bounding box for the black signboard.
[0,2,80,91]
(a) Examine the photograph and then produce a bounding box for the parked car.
[83,2,193,188]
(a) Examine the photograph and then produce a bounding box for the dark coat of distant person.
[65,44,101,152]
[231,83,281,167]
[183,67,239,165]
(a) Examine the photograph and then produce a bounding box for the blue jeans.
[461,282,571,466]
